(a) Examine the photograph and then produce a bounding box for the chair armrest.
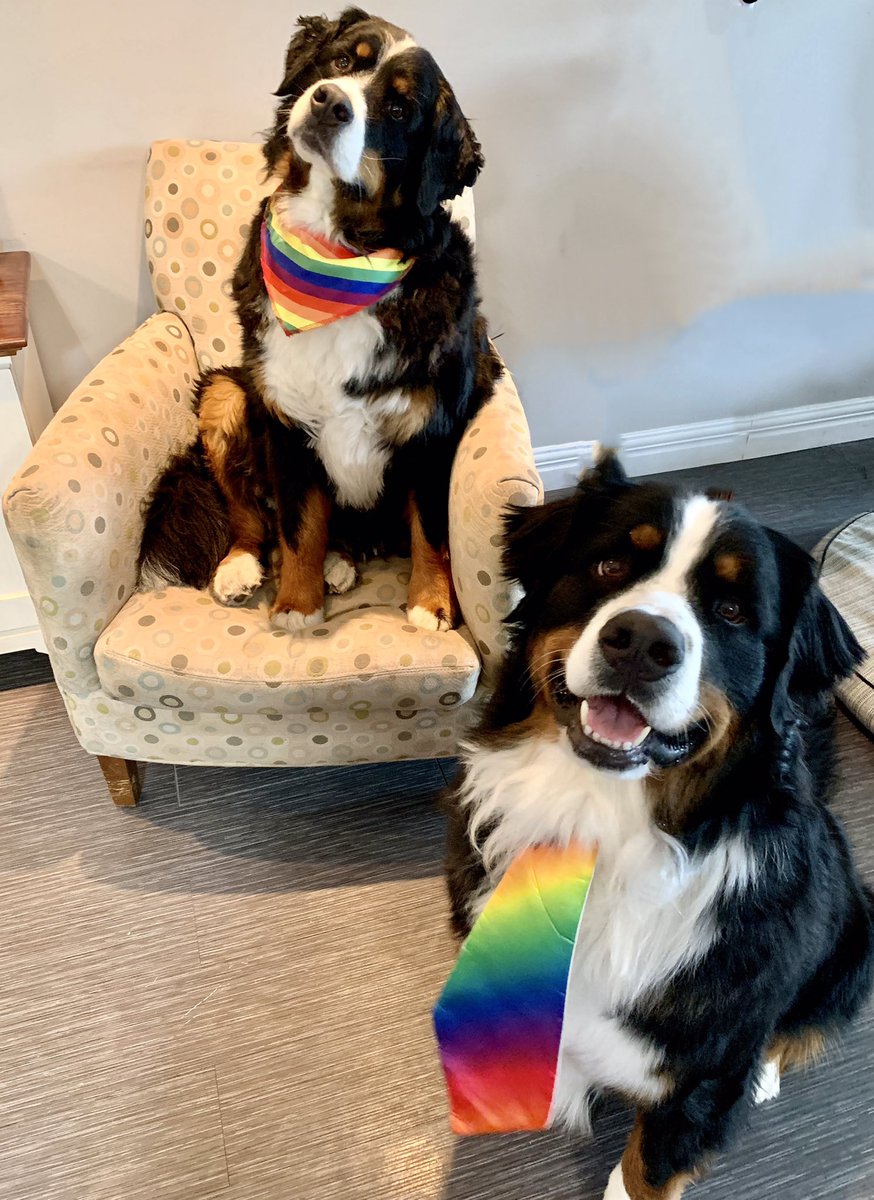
[3,312,198,695]
[449,360,543,683]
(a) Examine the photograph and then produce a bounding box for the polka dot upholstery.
[63,687,481,768]
[145,140,274,369]
[3,140,538,771]
[449,364,543,680]
[4,313,198,694]
[96,557,480,715]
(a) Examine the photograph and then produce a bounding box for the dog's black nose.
[598,610,685,684]
[310,84,353,126]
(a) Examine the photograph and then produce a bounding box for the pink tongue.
[585,695,648,742]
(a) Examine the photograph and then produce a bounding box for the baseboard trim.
[533,441,596,491]
[0,626,47,655]
[535,396,874,484]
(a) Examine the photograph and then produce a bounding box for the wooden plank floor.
[1,439,873,1199]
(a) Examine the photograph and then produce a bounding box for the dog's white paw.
[323,551,357,595]
[270,607,324,633]
[753,1059,781,1105]
[603,1164,630,1200]
[211,552,263,606]
[407,604,452,633]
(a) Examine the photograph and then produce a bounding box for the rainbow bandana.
[433,842,598,1135]
[260,199,413,335]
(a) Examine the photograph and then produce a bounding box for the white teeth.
[586,728,629,751]
[580,697,651,753]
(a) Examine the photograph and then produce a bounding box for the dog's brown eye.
[387,101,406,121]
[716,599,745,625]
[596,557,629,581]
[334,53,352,71]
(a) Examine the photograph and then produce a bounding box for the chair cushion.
[95,556,480,718]
[816,511,874,733]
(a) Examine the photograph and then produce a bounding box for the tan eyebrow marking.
[629,523,664,551]
[356,40,374,59]
[392,74,411,94]
[714,552,743,583]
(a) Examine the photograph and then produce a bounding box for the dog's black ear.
[502,497,576,599]
[417,78,484,216]
[337,6,371,32]
[768,535,862,730]
[274,15,334,98]
[578,448,629,493]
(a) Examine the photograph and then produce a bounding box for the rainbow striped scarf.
[260,198,413,335]
[433,842,598,1135]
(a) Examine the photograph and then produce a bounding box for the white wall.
[3,0,874,448]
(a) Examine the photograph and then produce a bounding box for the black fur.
[445,463,873,1192]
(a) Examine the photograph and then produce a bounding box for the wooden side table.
[0,251,54,654]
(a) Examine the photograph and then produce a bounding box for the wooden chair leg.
[98,756,142,807]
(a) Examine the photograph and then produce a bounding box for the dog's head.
[501,452,861,782]
[263,8,482,249]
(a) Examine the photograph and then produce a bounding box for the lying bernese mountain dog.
[139,8,500,632]
[445,452,874,1200]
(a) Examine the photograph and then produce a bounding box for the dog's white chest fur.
[260,309,405,509]
[459,733,754,1128]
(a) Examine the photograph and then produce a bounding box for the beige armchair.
[3,140,542,804]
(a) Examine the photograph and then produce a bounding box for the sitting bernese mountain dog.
[445,452,874,1200]
[139,8,500,632]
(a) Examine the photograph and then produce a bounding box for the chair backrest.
[144,139,476,370]
[144,140,273,370]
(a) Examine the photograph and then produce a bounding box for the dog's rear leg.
[323,549,357,595]
[407,492,457,633]
[753,1027,826,1105]
[752,1057,781,1104]
[199,371,267,606]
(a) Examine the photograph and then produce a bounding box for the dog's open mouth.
[554,685,709,772]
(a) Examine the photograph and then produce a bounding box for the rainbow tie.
[260,198,413,335]
[433,842,598,1135]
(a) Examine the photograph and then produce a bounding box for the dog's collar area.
[260,195,414,336]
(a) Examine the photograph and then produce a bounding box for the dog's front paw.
[211,552,263,606]
[270,606,324,633]
[602,1164,629,1200]
[753,1059,781,1105]
[407,604,453,633]
[323,551,357,595]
